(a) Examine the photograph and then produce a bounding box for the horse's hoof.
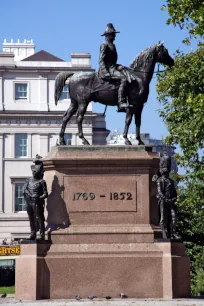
[124,139,132,145]
[137,139,145,145]
[59,138,66,146]
[82,139,90,145]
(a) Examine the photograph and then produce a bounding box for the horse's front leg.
[134,105,145,145]
[77,103,90,145]
[123,108,133,145]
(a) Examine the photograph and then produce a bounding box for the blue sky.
[0,0,191,139]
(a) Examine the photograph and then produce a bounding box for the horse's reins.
[130,64,171,75]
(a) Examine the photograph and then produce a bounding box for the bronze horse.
[55,42,174,145]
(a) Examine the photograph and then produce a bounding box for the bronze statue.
[153,153,180,240]
[99,23,143,112]
[23,157,48,240]
[55,24,174,146]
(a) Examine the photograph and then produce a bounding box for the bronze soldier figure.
[99,23,144,112]
[23,157,48,240]
[153,152,180,239]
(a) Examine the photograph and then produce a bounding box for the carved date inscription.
[73,192,133,201]
[63,175,137,212]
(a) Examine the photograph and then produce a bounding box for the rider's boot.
[118,80,129,112]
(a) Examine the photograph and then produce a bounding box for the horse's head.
[155,42,174,67]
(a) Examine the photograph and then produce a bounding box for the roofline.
[22,50,64,62]
[0,66,95,72]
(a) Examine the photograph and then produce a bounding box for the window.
[15,83,28,100]
[64,134,72,145]
[59,84,69,100]
[15,134,27,157]
[15,183,26,212]
[19,48,26,56]
[11,48,18,57]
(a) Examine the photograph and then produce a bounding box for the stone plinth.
[15,146,191,300]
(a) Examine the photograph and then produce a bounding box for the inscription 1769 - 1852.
[73,192,133,201]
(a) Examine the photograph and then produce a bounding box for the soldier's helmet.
[31,155,44,178]
[159,152,171,174]
[101,23,120,36]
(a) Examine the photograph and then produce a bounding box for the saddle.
[91,73,120,93]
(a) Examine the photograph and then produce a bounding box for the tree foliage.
[162,0,204,45]
[157,1,204,296]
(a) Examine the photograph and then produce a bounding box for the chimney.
[0,53,15,66]
[71,53,91,67]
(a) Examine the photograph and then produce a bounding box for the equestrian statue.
[55,23,174,145]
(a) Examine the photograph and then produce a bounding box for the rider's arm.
[99,44,110,77]
[39,180,48,200]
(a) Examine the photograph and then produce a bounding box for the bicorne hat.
[101,23,120,36]
[159,152,171,173]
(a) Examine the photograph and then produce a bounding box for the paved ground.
[0,298,204,306]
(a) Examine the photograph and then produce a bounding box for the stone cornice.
[43,145,159,171]
[0,111,96,120]
[0,66,95,73]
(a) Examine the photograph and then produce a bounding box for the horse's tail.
[55,72,73,106]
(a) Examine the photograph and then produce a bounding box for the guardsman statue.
[99,23,143,112]
[23,156,48,240]
[153,152,180,239]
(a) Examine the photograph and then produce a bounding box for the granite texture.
[15,147,191,300]
[3,299,204,306]
[15,242,190,300]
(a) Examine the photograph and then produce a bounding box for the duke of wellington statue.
[15,24,191,301]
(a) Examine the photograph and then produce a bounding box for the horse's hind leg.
[77,103,89,145]
[59,100,78,145]
[123,108,133,145]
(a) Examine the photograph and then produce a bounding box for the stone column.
[40,134,48,157]
[0,73,3,111]
[10,134,15,158]
[73,134,77,145]
[0,134,3,212]
[27,134,32,158]
[39,74,48,111]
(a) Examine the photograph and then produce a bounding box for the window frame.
[64,133,72,145]
[15,133,28,158]
[14,81,29,102]
[10,178,29,213]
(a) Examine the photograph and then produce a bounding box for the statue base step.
[15,241,190,300]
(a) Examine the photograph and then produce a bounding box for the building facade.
[0,39,109,240]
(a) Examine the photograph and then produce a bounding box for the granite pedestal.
[15,146,191,300]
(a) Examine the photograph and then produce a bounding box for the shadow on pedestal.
[46,175,71,239]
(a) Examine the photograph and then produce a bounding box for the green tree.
[157,1,204,296]
[162,0,204,45]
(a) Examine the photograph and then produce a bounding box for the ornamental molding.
[0,112,94,121]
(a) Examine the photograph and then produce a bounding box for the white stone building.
[0,39,109,240]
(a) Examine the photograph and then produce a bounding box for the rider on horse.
[99,23,143,112]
